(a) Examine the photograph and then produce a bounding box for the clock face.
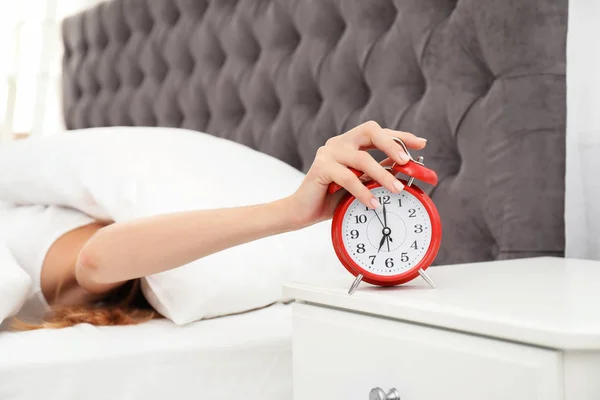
[341,186,433,276]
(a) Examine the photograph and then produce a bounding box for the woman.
[11,121,426,329]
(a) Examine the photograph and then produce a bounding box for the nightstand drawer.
[292,303,563,400]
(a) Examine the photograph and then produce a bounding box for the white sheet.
[0,243,31,326]
[0,303,292,400]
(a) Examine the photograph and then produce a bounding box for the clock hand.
[382,204,392,251]
[377,234,387,253]
[383,203,388,228]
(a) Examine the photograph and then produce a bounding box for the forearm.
[76,197,297,292]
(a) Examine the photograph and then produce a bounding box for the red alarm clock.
[328,138,442,294]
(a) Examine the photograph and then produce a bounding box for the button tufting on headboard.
[61,0,567,265]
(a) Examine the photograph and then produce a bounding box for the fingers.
[327,161,380,209]
[360,158,395,181]
[345,121,427,166]
[380,157,395,168]
[369,130,413,166]
[316,121,426,209]
[333,148,404,195]
[356,157,399,184]
[382,128,427,150]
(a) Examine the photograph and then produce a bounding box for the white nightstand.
[283,257,600,400]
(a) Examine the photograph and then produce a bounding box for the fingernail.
[370,198,381,209]
[398,151,410,162]
[418,137,427,142]
[393,180,404,193]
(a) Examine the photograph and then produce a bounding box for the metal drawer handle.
[369,387,401,400]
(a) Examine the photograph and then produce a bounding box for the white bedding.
[0,128,345,325]
[0,303,292,400]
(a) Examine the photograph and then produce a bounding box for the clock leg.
[348,274,363,295]
[418,268,436,289]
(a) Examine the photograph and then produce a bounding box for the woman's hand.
[285,121,427,228]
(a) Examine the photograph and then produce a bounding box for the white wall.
[0,0,105,145]
[566,0,600,260]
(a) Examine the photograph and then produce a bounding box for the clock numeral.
[350,229,359,239]
[398,198,403,207]
[400,252,409,262]
[357,243,366,254]
[385,258,394,268]
[408,208,416,217]
[369,255,376,265]
[377,195,391,205]
[410,240,418,250]
[355,215,367,224]
[365,195,391,210]
[414,224,423,233]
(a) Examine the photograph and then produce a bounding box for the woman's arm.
[76,198,295,294]
[75,121,427,295]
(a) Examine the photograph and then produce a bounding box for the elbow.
[75,228,109,292]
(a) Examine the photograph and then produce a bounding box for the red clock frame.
[331,179,442,286]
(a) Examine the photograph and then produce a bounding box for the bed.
[0,0,567,398]
[0,304,291,400]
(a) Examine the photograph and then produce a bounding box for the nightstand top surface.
[284,257,600,350]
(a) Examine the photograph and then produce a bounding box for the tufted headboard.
[61,0,567,265]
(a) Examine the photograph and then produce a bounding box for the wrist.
[269,196,308,232]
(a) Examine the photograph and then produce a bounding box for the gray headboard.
[61,0,567,265]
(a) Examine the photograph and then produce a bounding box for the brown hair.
[13,279,160,330]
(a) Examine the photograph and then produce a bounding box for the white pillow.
[0,127,347,324]
[0,242,31,326]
